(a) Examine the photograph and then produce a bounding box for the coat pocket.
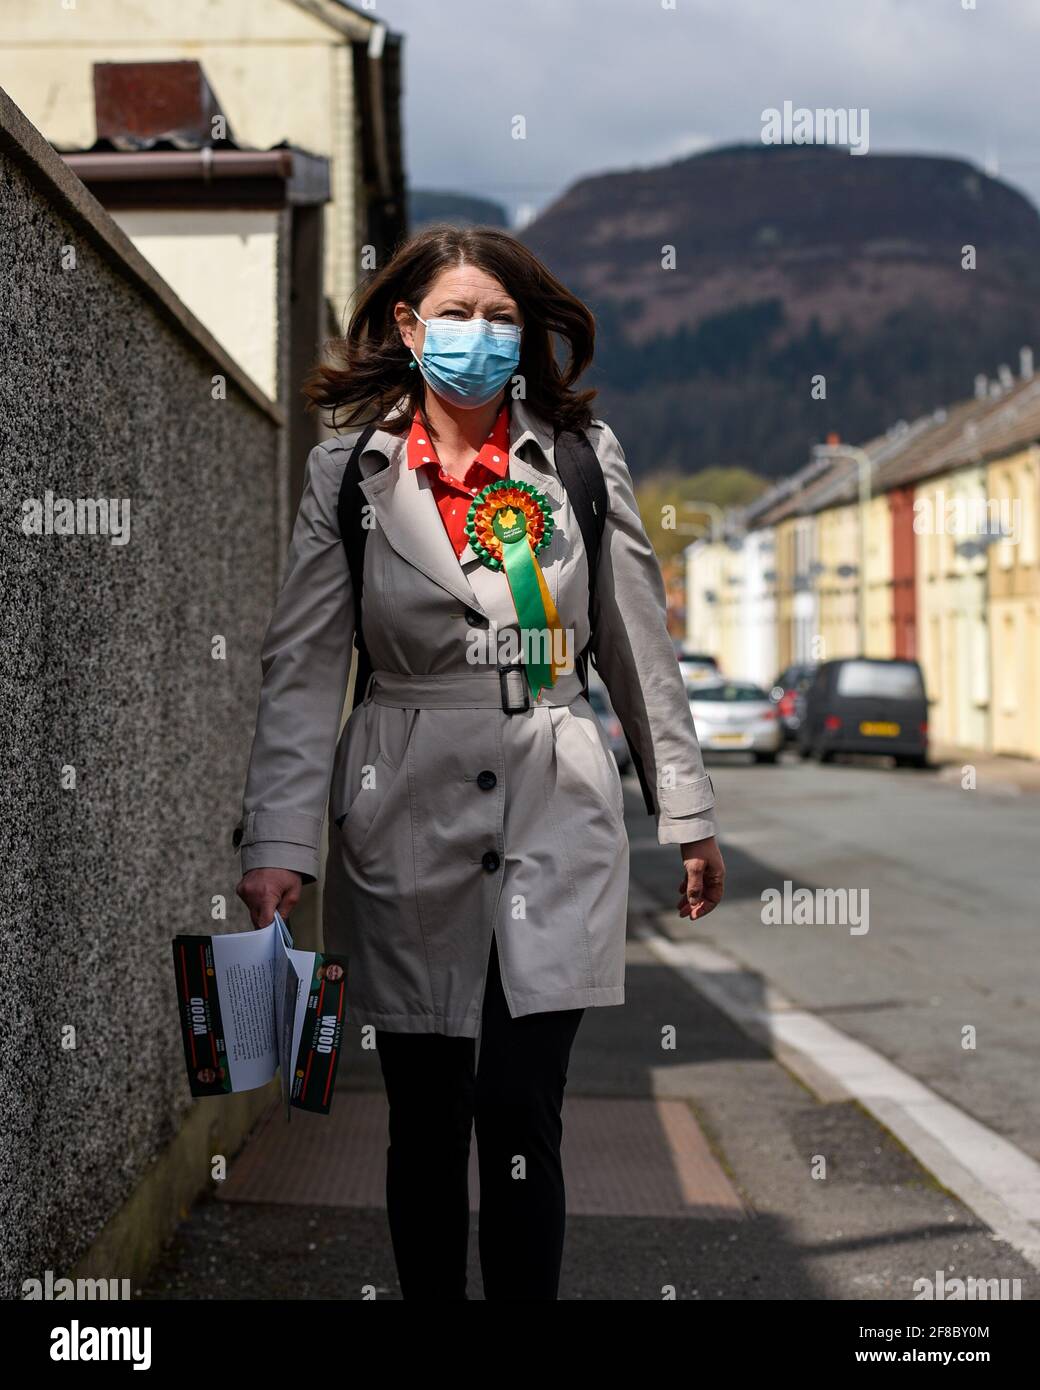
[330,705,418,858]
[335,749,394,853]
[559,703,626,822]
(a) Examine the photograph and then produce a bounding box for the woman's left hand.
[676,836,725,921]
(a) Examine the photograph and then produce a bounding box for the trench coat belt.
[365,667,587,709]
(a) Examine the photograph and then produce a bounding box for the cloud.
[386,0,1040,220]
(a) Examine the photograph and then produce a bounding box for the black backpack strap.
[336,423,378,711]
[554,427,655,816]
[552,429,606,699]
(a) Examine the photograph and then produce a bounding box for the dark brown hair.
[302,223,597,435]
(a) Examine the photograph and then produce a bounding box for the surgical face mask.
[410,306,522,409]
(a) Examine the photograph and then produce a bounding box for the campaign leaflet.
[172,913,346,1116]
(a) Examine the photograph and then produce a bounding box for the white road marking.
[635,925,1040,1270]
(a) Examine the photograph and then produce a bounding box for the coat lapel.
[459,397,565,575]
[353,396,565,613]
[358,428,483,612]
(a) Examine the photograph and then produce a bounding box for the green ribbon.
[500,537,552,698]
[465,480,558,700]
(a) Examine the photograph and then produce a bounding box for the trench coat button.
[481,850,500,872]
[464,607,488,627]
[477,770,497,791]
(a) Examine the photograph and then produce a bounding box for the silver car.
[677,650,721,688]
[688,680,783,763]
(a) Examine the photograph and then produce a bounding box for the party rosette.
[464,478,564,699]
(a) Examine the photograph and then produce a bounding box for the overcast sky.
[379,0,1040,225]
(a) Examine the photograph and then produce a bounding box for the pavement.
[141,745,1039,1300]
[929,741,1040,796]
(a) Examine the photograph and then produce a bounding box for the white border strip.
[636,926,1040,1270]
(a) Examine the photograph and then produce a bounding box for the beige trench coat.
[237,396,718,1037]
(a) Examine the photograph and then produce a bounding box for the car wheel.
[812,742,834,764]
[754,751,779,765]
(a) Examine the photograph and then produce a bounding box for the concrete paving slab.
[216,1091,745,1219]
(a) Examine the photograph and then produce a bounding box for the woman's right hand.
[236,868,303,929]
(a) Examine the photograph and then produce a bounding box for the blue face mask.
[410,307,521,409]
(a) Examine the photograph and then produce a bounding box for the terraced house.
[686,363,1040,761]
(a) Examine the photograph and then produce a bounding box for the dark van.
[797,658,929,767]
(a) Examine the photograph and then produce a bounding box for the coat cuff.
[232,810,323,885]
[655,774,718,846]
[657,809,719,846]
[239,841,319,884]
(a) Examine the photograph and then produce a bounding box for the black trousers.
[374,932,584,1300]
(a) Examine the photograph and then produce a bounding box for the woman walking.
[235,225,724,1300]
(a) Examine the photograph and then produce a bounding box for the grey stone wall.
[0,93,284,1297]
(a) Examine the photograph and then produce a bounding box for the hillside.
[519,144,1040,478]
[409,189,508,231]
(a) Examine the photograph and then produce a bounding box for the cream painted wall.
[111,209,281,398]
[717,543,745,678]
[0,0,368,322]
[915,467,990,749]
[686,540,725,660]
[774,518,797,670]
[791,516,819,665]
[687,531,778,684]
[817,502,859,661]
[987,448,1040,758]
[0,2,341,148]
[740,529,778,686]
[863,493,893,657]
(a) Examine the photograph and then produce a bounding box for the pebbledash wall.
[0,89,287,1297]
